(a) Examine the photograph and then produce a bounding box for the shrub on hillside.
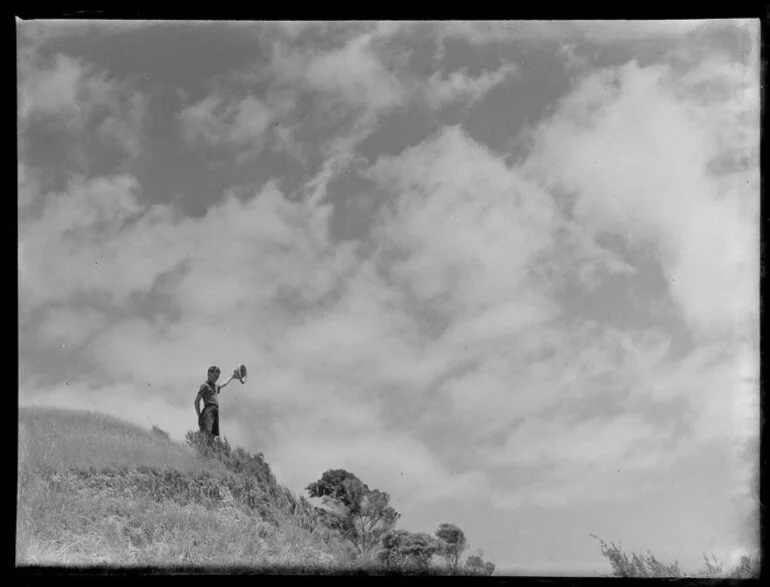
[306,469,400,563]
[378,529,439,574]
[435,522,469,575]
[592,534,761,578]
[151,426,171,441]
[184,430,349,548]
[185,431,275,488]
[727,554,761,579]
[463,550,496,576]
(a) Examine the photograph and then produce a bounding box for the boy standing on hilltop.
[195,365,236,440]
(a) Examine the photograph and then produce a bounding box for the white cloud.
[35,307,106,349]
[424,293,758,511]
[368,125,559,317]
[569,20,710,43]
[360,125,705,470]
[272,122,309,164]
[479,402,688,510]
[18,162,42,209]
[305,34,405,113]
[489,461,659,511]
[435,322,661,437]
[97,91,149,159]
[270,425,489,507]
[424,64,518,109]
[18,174,191,311]
[636,339,758,445]
[492,413,661,468]
[19,53,147,158]
[262,28,412,207]
[434,20,708,52]
[523,50,759,341]
[18,53,87,121]
[178,93,291,150]
[269,29,406,117]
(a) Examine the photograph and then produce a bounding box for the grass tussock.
[591,534,761,579]
[17,407,347,571]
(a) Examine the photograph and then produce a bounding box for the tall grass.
[592,534,761,579]
[17,407,347,570]
[19,407,228,476]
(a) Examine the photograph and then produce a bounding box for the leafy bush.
[378,529,439,574]
[305,469,400,563]
[435,522,469,574]
[463,549,496,576]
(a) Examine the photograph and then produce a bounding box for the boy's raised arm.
[218,373,236,390]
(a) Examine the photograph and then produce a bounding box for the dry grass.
[18,480,332,568]
[19,407,228,476]
[17,407,346,571]
[592,534,761,579]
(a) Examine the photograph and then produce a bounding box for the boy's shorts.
[199,406,220,437]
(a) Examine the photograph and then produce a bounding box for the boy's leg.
[211,409,220,437]
[199,407,216,437]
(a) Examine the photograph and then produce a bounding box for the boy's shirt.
[199,380,220,410]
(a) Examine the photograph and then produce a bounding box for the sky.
[17,19,760,575]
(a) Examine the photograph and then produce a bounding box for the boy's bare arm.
[218,374,236,390]
[194,392,203,416]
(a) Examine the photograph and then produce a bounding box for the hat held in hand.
[233,364,247,384]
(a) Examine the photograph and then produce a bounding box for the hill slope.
[17,407,348,571]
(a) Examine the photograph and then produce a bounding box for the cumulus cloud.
[365,124,632,328]
[268,28,407,119]
[490,32,759,514]
[18,173,186,312]
[522,49,759,341]
[19,53,147,159]
[305,34,406,114]
[18,53,90,122]
[368,126,558,313]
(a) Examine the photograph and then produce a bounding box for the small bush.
[727,554,761,579]
[151,426,171,442]
[592,534,761,578]
[593,535,681,577]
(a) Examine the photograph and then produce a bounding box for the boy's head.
[207,365,221,382]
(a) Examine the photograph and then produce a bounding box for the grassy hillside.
[17,407,350,571]
[21,407,752,576]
